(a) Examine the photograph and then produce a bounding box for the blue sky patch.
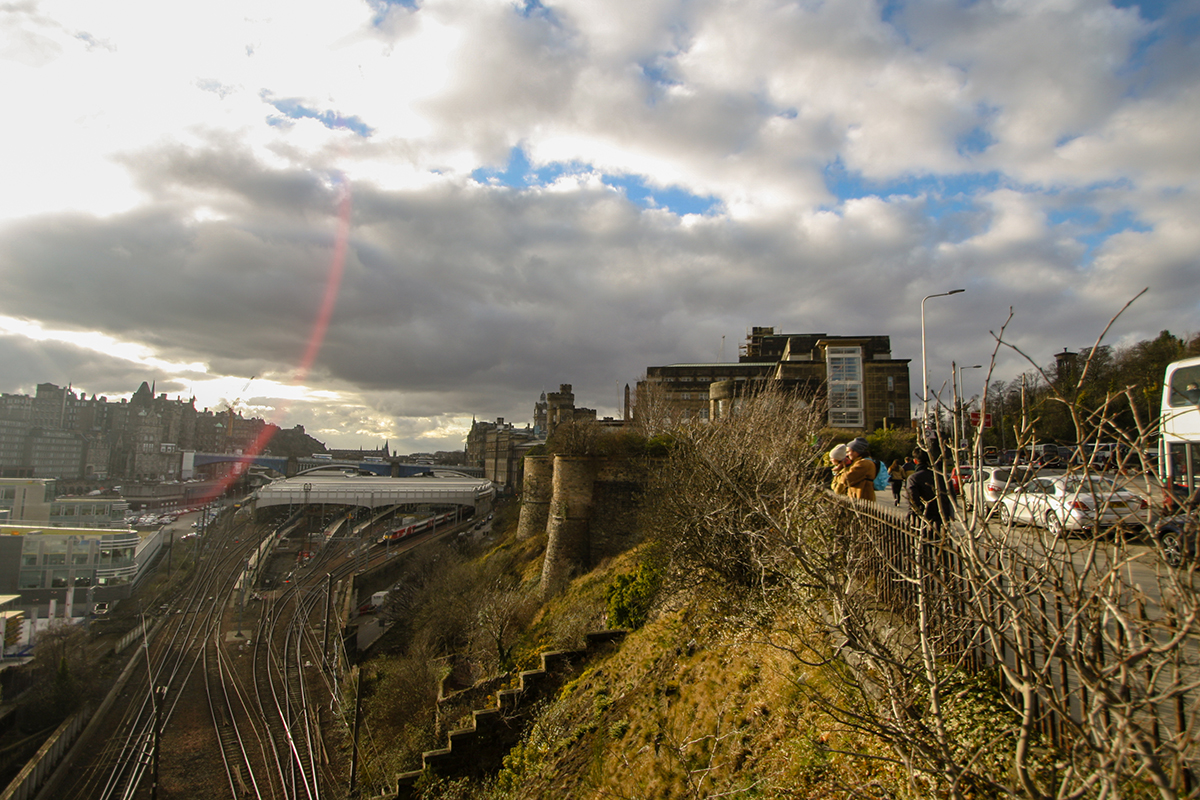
[824,159,1002,211]
[1050,205,1151,259]
[263,94,373,137]
[1112,0,1172,22]
[956,125,995,156]
[602,175,719,216]
[472,147,719,216]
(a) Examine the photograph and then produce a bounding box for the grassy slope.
[361,500,904,800]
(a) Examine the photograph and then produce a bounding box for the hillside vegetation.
[353,358,1200,800]
[348,393,1007,800]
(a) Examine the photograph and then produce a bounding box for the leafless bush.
[649,317,1200,799]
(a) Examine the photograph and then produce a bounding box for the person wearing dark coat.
[905,451,954,527]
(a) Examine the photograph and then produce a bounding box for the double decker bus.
[1161,357,1200,503]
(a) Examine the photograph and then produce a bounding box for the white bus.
[1161,356,1200,505]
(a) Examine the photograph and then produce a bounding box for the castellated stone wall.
[516,455,553,540]
[524,454,648,600]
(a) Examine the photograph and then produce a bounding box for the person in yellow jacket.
[841,438,877,501]
[829,443,851,494]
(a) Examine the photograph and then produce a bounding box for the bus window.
[1168,363,1200,407]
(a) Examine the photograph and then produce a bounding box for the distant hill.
[263,425,326,459]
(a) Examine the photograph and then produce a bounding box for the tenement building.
[639,327,911,432]
[465,417,542,491]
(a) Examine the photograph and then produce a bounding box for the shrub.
[605,563,662,630]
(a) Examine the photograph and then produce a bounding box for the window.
[827,347,864,427]
[887,376,895,392]
[1169,364,1200,407]
[828,348,862,382]
[21,555,37,567]
[888,402,896,417]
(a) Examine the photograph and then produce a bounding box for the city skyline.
[2,0,1197,453]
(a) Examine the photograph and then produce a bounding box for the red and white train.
[377,510,456,544]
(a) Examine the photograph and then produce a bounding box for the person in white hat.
[829,443,850,494]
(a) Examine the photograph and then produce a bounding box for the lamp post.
[956,364,983,442]
[952,362,983,459]
[920,289,966,431]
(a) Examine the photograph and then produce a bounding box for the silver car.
[960,465,1038,510]
[997,474,1151,534]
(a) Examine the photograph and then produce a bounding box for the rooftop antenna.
[719,335,725,363]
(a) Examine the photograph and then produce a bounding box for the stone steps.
[392,630,626,797]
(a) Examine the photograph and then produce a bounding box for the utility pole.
[349,668,365,796]
[151,685,167,800]
[322,572,333,667]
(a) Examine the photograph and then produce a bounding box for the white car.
[961,466,1039,510]
[997,474,1151,534]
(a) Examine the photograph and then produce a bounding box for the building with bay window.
[639,327,911,432]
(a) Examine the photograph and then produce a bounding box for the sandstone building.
[639,327,911,431]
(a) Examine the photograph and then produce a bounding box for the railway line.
[52,500,464,800]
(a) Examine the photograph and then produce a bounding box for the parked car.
[1155,515,1196,567]
[949,466,973,495]
[960,466,1038,510]
[1155,487,1199,567]
[997,474,1151,534]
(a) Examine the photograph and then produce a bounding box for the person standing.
[842,438,877,501]
[906,451,953,528]
[829,443,851,495]
[888,458,906,506]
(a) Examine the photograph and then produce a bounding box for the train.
[377,510,457,544]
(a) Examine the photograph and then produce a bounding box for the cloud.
[1,0,1197,451]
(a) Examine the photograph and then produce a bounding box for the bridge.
[252,471,496,513]
[189,452,483,478]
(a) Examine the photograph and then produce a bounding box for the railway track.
[56,501,466,799]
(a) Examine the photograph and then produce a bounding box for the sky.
[1,0,1198,454]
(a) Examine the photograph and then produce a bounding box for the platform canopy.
[254,472,495,511]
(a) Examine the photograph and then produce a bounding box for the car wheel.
[998,504,1013,526]
[1046,511,1066,536]
[1159,529,1185,568]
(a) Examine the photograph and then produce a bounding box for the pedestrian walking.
[888,458,906,506]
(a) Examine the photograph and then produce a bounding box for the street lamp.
[921,289,966,427]
[952,362,983,454]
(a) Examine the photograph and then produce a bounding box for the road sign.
[969,411,993,427]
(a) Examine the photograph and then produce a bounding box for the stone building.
[0,380,280,481]
[542,385,597,436]
[465,418,541,491]
[639,327,911,432]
